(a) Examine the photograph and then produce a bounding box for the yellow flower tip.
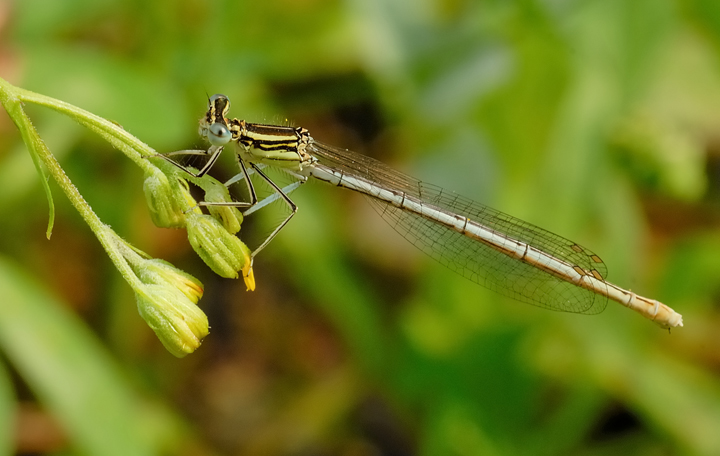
[187,280,205,300]
[240,245,255,291]
[138,258,204,304]
[243,266,256,291]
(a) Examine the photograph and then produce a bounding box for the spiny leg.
[244,179,305,216]
[157,147,303,258]
[152,145,225,178]
[196,154,258,209]
[247,163,304,258]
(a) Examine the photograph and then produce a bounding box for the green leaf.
[0,81,56,238]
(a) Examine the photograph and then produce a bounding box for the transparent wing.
[308,141,608,314]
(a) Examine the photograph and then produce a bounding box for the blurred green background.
[1,0,720,455]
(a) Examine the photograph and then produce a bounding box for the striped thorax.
[198,94,315,171]
[229,119,316,170]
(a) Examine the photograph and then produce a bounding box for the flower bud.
[137,258,204,303]
[202,180,243,235]
[143,169,186,228]
[136,285,209,357]
[116,239,208,356]
[186,212,251,279]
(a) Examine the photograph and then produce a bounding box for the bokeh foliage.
[1,0,720,454]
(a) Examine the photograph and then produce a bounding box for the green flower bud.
[203,180,243,235]
[136,258,203,303]
[143,168,186,228]
[136,285,209,357]
[116,240,208,356]
[186,211,251,279]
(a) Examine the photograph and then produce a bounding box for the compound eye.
[208,93,229,110]
[208,123,232,145]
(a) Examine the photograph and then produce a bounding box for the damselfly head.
[198,94,233,145]
[208,93,230,117]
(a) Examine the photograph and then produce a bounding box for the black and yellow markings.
[235,123,302,153]
[207,95,230,124]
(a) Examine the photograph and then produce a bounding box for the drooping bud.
[143,168,186,228]
[136,285,209,357]
[186,211,251,279]
[118,243,208,357]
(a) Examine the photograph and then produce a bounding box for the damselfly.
[158,94,683,329]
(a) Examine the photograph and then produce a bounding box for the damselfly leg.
[155,143,305,258]
[154,145,225,178]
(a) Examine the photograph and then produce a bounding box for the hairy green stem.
[0,77,142,288]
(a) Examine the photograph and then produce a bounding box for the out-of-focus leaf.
[535,325,720,455]
[14,0,123,38]
[659,234,720,307]
[421,400,501,456]
[0,118,83,211]
[0,256,157,456]
[0,360,15,456]
[523,385,606,456]
[272,187,391,376]
[598,348,720,455]
[20,46,191,149]
[610,31,720,200]
[684,0,720,42]
[610,112,706,200]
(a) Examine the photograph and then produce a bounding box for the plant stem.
[0,77,142,288]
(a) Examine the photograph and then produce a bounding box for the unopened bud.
[137,258,204,303]
[203,180,243,235]
[143,168,186,228]
[186,212,251,279]
[136,285,209,357]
